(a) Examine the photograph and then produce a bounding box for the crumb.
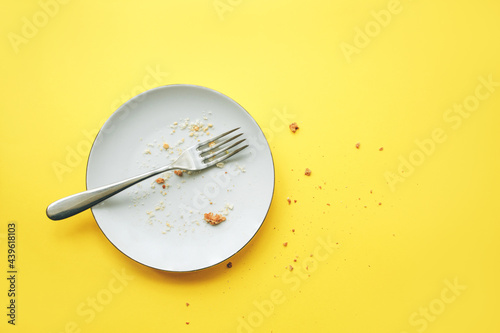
[283,242,288,247]
[144,149,151,154]
[174,170,183,177]
[327,203,330,206]
[294,200,297,203]
[163,143,169,149]
[305,168,312,176]
[186,322,189,325]
[355,142,360,149]
[370,190,373,194]
[288,265,294,271]
[289,122,299,133]
[287,198,291,205]
[292,229,295,232]
[162,185,166,189]
[319,186,322,189]
[208,141,216,148]
[293,259,297,262]
[186,303,190,307]
[216,162,224,168]
[227,262,232,268]
[155,178,165,184]
[379,147,384,151]
[208,123,213,128]
[193,125,199,131]
[378,202,382,205]
[204,212,226,225]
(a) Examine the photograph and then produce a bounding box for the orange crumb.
[379,147,384,151]
[193,125,199,131]
[289,265,294,271]
[287,198,291,205]
[162,185,166,189]
[174,170,183,176]
[163,143,169,149]
[283,242,288,247]
[305,168,312,176]
[186,303,190,307]
[204,212,226,226]
[208,141,216,148]
[378,202,382,205]
[289,122,299,133]
[355,142,360,149]
[155,178,165,184]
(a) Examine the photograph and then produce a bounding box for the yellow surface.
[1,1,499,332]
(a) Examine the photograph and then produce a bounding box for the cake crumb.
[174,170,183,177]
[305,168,312,176]
[287,198,291,205]
[163,143,169,149]
[208,141,216,148]
[204,212,226,225]
[379,147,384,151]
[289,122,299,133]
[355,142,360,149]
[227,262,232,268]
[283,242,288,247]
[155,178,165,184]
[288,265,294,271]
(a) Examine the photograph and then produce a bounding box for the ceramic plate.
[86,85,274,271]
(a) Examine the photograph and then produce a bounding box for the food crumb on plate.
[283,242,288,247]
[304,168,312,176]
[227,262,232,268]
[355,142,360,149]
[174,170,183,176]
[163,143,169,149]
[216,162,224,168]
[287,197,291,205]
[204,212,226,225]
[155,178,165,184]
[289,122,299,133]
[379,147,384,151]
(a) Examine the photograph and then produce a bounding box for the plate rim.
[85,83,275,272]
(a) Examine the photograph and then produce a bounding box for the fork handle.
[46,166,173,220]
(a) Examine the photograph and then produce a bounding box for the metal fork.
[46,128,248,220]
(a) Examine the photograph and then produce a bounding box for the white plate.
[86,85,274,272]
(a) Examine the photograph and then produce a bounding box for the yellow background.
[1,0,499,332]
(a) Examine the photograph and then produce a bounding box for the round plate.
[86,85,274,272]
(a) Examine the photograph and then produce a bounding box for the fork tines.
[198,127,248,165]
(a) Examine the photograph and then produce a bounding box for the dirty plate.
[86,85,274,271]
